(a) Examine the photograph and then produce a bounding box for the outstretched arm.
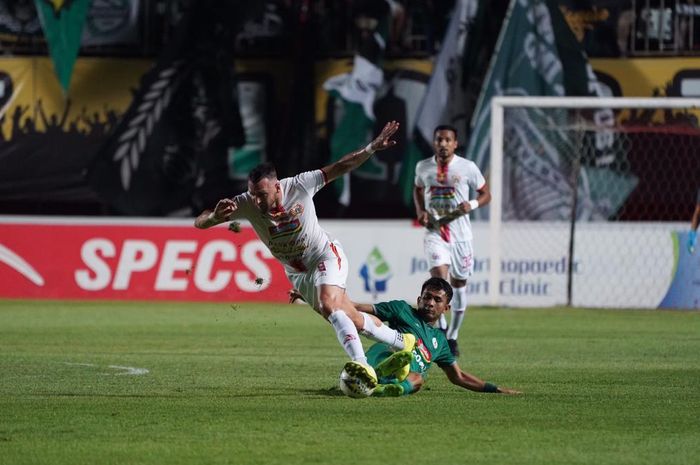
[320,120,400,183]
[194,198,238,229]
[441,363,521,395]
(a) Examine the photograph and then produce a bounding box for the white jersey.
[230,170,335,273]
[414,155,485,242]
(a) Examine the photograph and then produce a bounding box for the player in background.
[194,121,414,388]
[352,277,520,397]
[688,187,700,254]
[413,125,491,357]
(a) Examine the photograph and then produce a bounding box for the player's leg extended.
[319,242,414,353]
[366,342,412,381]
[373,373,424,397]
[319,284,369,364]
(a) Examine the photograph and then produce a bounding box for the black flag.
[88,1,254,215]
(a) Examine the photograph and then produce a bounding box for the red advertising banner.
[0,218,290,302]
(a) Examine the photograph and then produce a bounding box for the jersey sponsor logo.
[0,244,45,286]
[429,185,455,200]
[415,339,432,363]
[267,218,302,238]
[288,203,304,218]
[432,337,438,349]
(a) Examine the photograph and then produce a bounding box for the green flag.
[34,0,91,93]
[466,0,636,220]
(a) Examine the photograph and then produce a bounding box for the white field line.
[62,362,149,376]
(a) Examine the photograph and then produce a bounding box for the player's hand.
[213,198,237,221]
[288,289,305,304]
[688,230,697,254]
[368,120,400,152]
[417,211,429,227]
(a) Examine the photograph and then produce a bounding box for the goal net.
[487,97,700,309]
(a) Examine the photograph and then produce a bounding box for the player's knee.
[409,374,424,392]
[319,289,345,311]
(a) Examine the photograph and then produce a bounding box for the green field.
[1,301,698,465]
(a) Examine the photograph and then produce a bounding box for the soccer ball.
[339,368,375,398]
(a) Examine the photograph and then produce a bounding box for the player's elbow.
[479,190,492,206]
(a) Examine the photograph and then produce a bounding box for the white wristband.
[364,143,375,155]
[468,199,479,211]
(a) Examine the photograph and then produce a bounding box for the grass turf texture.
[1,301,698,465]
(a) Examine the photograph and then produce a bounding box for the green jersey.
[373,300,456,375]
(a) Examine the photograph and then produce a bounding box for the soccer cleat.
[375,350,413,379]
[401,333,416,352]
[372,383,404,397]
[343,361,378,389]
[447,339,460,357]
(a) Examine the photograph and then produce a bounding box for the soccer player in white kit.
[194,121,414,387]
[413,125,491,357]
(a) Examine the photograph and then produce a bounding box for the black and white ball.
[339,368,375,398]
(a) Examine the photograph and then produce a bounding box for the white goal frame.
[488,96,700,306]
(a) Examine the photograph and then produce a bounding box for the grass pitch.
[1,300,698,465]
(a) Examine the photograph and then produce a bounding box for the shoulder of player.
[232,192,253,208]
[381,299,413,310]
[287,170,325,186]
[453,155,477,167]
[416,156,436,168]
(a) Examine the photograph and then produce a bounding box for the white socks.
[446,285,467,341]
[360,312,407,350]
[437,314,448,332]
[328,310,367,364]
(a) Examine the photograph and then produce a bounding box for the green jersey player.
[355,277,520,397]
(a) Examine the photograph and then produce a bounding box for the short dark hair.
[248,162,277,184]
[421,277,453,303]
[433,125,458,139]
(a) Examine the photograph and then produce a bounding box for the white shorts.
[286,240,349,314]
[424,234,474,281]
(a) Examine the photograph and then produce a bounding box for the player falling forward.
[194,120,414,388]
[413,125,491,357]
[356,277,520,397]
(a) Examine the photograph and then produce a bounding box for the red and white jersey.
[414,155,485,242]
[229,170,335,273]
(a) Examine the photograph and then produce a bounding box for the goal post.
[487,96,700,308]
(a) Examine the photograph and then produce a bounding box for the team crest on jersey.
[430,185,455,200]
[415,339,432,363]
[288,203,304,218]
[432,337,438,349]
[268,218,302,238]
